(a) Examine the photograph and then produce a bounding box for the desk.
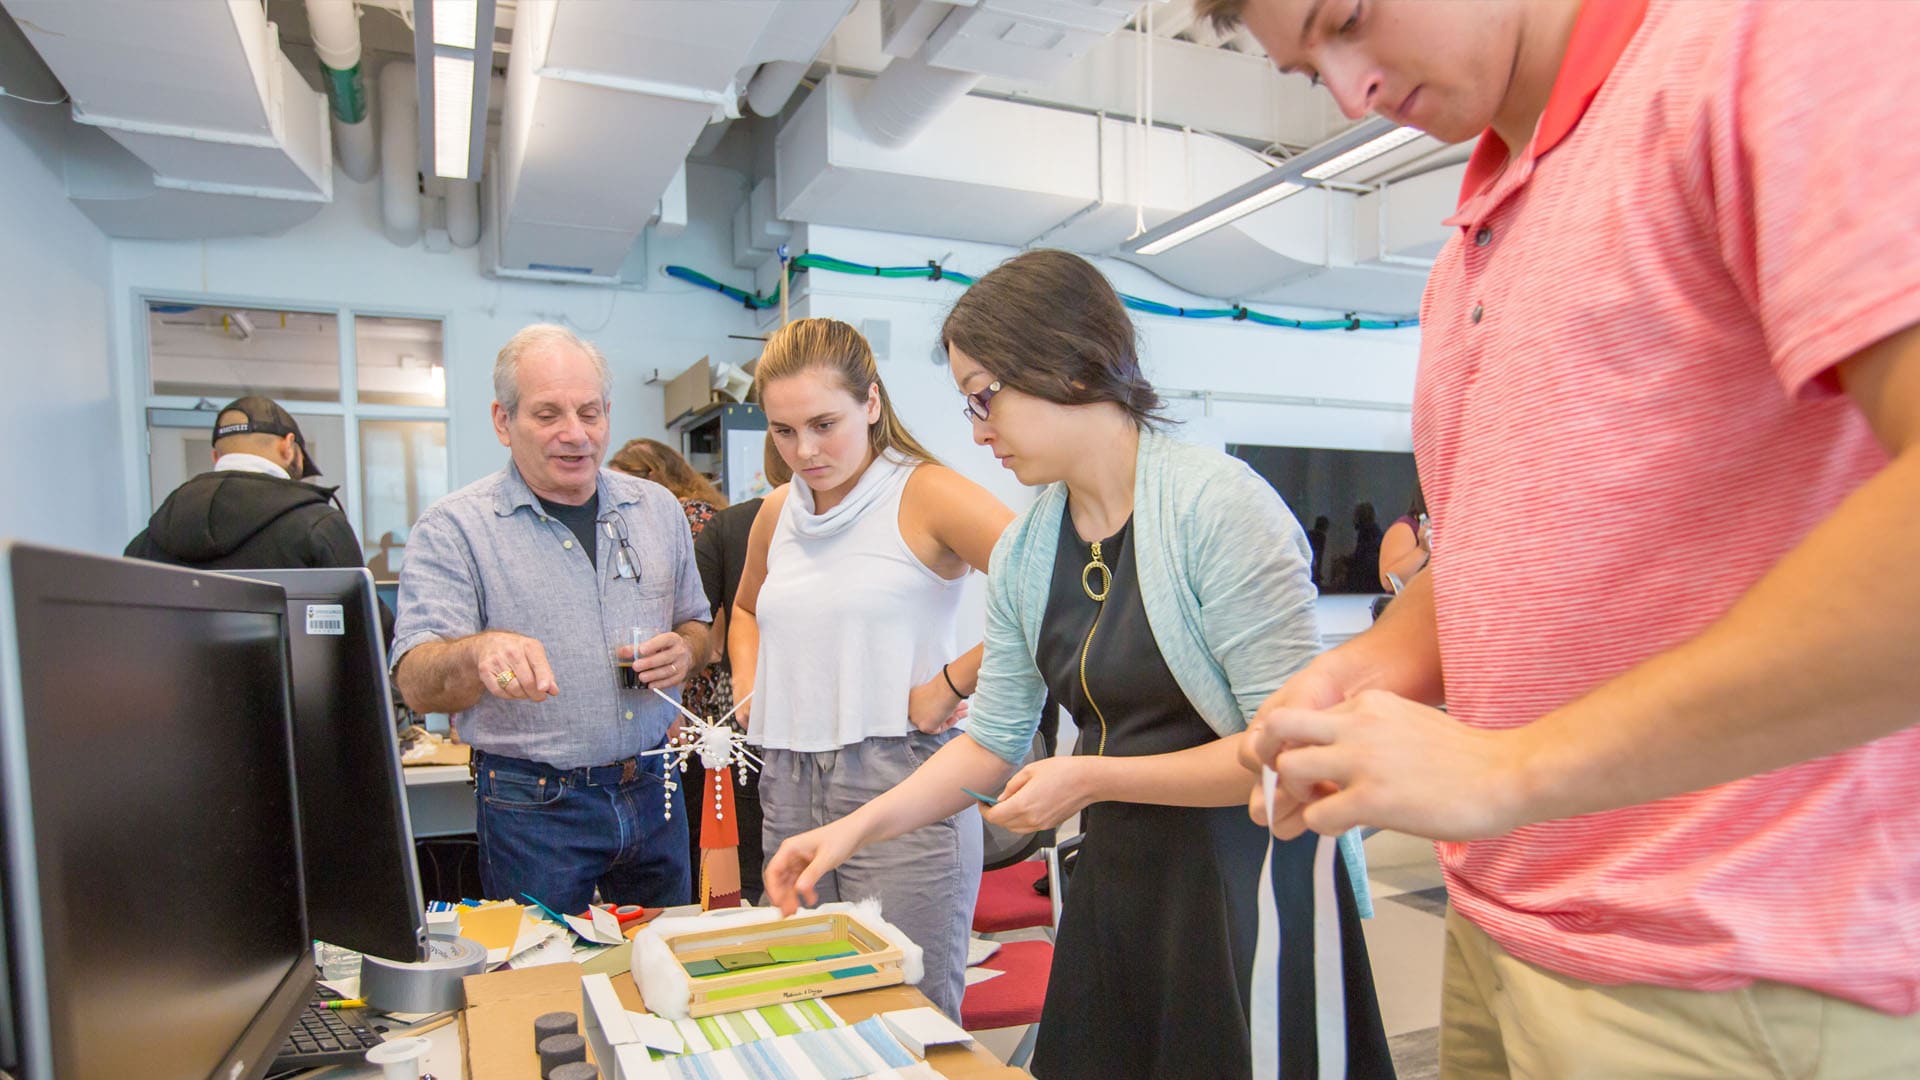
[315,980,1018,1079]
[405,764,477,838]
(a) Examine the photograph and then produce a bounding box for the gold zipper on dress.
[1080,540,1111,756]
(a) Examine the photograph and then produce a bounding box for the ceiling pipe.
[379,60,420,245]
[746,59,810,118]
[447,179,480,248]
[856,50,980,148]
[305,0,376,182]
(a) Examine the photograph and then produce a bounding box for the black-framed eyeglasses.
[961,380,1004,423]
[597,511,642,581]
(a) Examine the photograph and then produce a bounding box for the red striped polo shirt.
[1415,0,1920,1012]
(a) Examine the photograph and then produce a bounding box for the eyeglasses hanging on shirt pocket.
[596,510,642,582]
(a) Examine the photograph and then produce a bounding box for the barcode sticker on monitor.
[305,604,346,635]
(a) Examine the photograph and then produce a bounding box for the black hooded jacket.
[125,470,364,571]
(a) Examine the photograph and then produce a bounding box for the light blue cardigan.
[967,428,1370,914]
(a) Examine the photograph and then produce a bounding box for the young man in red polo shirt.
[1211,0,1920,1073]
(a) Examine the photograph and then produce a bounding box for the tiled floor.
[1359,831,1448,1077]
[968,831,1450,1076]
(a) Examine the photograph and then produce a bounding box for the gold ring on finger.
[495,669,516,688]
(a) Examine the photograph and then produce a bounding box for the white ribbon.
[1251,767,1347,1079]
[1252,768,1282,1079]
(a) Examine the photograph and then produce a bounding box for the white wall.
[0,100,123,554]
[783,224,1421,638]
[108,163,767,534]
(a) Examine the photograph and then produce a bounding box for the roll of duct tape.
[360,933,488,1014]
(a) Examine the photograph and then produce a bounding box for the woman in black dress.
[764,250,1392,1078]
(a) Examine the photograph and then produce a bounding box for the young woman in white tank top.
[729,318,1013,1020]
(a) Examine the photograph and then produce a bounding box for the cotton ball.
[697,723,735,770]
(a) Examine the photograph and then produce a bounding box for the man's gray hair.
[493,323,613,416]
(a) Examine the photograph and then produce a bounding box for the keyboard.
[271,981,384,1071]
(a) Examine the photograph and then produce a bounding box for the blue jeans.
[473,748,691,914]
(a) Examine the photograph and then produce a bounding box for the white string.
[1143,0,1154,227]
[1131,4,1148,237]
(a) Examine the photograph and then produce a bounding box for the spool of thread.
[549,1062,600,1080]
[537,1033,587,1077]
[533,1011,578,1044]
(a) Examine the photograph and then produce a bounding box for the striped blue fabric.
[852,1018,916,1068]
[656,1016,917,1080]
[795,1028,863,1078]
[738,1038,797,1080]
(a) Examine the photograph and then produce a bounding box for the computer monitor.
[240,568,426,963]
[0,543,313,1080]
[373,580,399,618]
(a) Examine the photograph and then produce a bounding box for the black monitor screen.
[3,549,310,1080]
[1230,444,1420,595]
[243,569,425,962]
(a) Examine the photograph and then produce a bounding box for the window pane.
[147,412,345,511]
[360,420,450,577]
[356,316,446,407]
[148,302,341,402]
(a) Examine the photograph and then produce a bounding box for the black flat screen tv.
[1230,444,1420,595]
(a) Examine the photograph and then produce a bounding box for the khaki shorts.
[1440,907,1920,1079]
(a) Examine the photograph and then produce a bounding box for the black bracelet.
[942,662,970,700]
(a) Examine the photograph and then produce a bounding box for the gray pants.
[760,732,982,1020]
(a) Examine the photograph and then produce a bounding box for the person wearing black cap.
[125,395,365,571]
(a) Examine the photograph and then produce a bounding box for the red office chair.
[960,939,1052,1069]
[972,860,1052,935]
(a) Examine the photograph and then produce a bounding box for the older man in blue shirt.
[393,324,710,912]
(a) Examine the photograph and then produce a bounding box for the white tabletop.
[401,765,473,787]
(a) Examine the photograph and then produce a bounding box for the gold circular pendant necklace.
[1081,540,1111,601]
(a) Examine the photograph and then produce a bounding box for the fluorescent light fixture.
[1302,125,1425,180]
[1133,183,1303,256]
[432,55,475,177]
[432,0,479,48]
[414,0,495,180]
[1124,116,1414,257]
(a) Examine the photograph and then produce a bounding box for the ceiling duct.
[827,0,1337,163]
[488,0,853,282]
[856,52,981,148]
[9,0,332,239]
[778,73,1460,314]
[853,0,1144,150]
